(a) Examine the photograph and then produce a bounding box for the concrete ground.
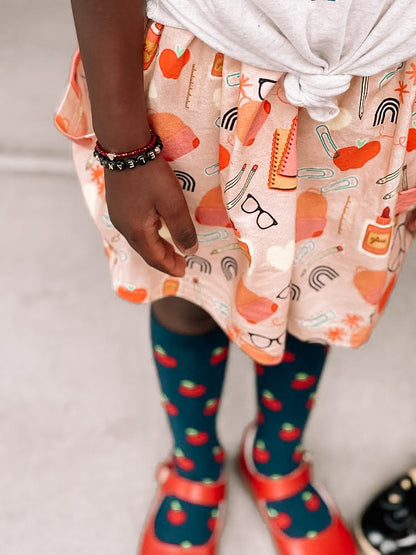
[1,3,416,554]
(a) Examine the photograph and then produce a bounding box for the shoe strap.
[157,461,226,506]
[240,423,311,501]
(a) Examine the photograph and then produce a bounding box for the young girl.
[57,1,416,553]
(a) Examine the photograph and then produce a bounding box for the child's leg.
[253,333,332,538]
[149,297,229,547]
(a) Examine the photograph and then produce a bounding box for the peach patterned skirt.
[56,23,416,365]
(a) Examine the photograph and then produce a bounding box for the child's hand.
[104,156,198,277]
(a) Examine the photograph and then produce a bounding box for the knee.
[151,297,218,335]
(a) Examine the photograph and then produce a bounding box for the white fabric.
[146,0,416,121]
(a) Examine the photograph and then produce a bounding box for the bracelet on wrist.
[93,130,163,171]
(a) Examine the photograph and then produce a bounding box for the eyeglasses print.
[241,193,278,230]
[248,331,285,349]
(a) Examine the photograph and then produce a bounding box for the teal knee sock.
[253,333,332,538]
[151,311,229,547]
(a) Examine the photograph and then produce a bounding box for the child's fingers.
[157,192,198,256]
[126,220,187,276]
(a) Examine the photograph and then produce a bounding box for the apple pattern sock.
[253,333,332,538]
[150,311,229,547]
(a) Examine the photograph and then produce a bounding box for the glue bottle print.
[361,207,392,256]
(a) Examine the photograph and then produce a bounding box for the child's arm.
[71,0,198,277]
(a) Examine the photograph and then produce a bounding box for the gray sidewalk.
[1,3,416,555]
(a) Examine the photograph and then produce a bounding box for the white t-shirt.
[146,0,416,121]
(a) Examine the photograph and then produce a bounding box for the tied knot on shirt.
[284,72,352,122]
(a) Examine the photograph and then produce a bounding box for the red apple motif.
[203,398,220,416]
[174,448,195,472]
[279,423,301,442]
[303,491,321,512]
[261,389,283,411]
[253,440,271,464]
[257,410,265,425]
[185,428,209,446]
[212,446,225,464]
[292,445,303,463]
[407,127,416,152]
[210,346,229,365]
[159,47,191,79]
[306,393,315,410]
[268,508,292,530]
[282,350,296,363]
[167,500,187,525]
[178,380,207,398]
[207,508,219,531]
[291,372,317,390]
[333,141,381,171]
[255,363,265,376]
[154,345,178,368]
[162,394,179,416]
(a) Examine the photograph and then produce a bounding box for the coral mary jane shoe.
[239,424,358,555]
[139,460,226,555]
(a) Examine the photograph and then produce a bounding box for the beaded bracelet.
[93,130,163,171]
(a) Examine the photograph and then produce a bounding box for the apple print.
[279,423,301,442]
[212,446,225,464]
[282,350,296,363]
[306,393,315,410]
[174,448,195,472]
[407,127,416,152]
[255,363,265,376]
[207,508,219,531]
[154,345,178,368]
[333,141,381,171]
[291,372,317,390]
[159,47,190,79]
[178,380,207,398]
[303,491,321,512]
[185,428,209,446]
[293,445,303,463]
[203,398,220,416]
[268,508,292,530]
[257,409,265,425]
[162,394,179,416]
[253,440,271,463]
[261,389,283,411]
[210,346,229,365]
[167,500,187,525]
